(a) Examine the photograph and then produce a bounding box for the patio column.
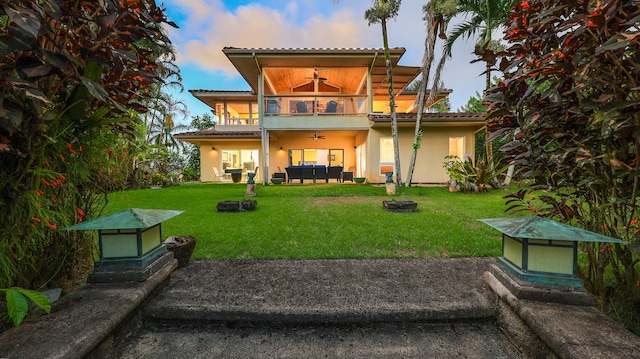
[367,57,374,113]
[257,64,269,184]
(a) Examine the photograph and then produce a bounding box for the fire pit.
[383,200,418,213]
[217,200,257,212]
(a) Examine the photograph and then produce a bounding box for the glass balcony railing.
[265,95,368,116]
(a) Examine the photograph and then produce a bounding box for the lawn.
[104,183,517,259]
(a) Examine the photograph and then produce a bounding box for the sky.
[161,0,490,124]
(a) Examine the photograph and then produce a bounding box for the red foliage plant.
[0,0,178,290]
[484,0,640,330]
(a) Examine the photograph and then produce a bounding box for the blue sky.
[161,0,489,124]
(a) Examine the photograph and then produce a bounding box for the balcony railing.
[265,95,368,116]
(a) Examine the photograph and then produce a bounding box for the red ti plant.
[485,0,640,331]
[0,1,178,292]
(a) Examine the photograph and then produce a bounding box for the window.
[221,149,258,172]
[379,137,394,175]
[449,137,465,159]
[214,101,258,125]
[288,149,344,166]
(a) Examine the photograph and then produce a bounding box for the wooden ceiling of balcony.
[264,68,366,94]
[223,48,420,96]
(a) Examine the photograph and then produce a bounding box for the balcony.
[265,95,368,116]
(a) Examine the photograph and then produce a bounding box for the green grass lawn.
[104,182,517,259]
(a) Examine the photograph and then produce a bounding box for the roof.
[369,112,486,127]
[174,130,262,139]
[189,90,256,108]
[63,208,184,230]
[221,47,416,97]
[478,216,626,244]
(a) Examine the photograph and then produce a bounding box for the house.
[174,47,485,184]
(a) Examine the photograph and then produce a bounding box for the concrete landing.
[142,258,496,326]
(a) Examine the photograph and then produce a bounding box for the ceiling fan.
[309,131,326,140]
[305,69,327,81]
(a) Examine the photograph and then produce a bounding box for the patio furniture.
[266,99,280,114]
[342,167,354,182]
[327,166,343,182]
[296,101,308,114]
[285,167,302,183]
[212,167,231,182]
[325,100,337,113]
[300,166,315,183]
[314,165,327,183]
[225,168,243,183]
[272,172,286,182]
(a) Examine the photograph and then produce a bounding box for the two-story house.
[174,47,485,184]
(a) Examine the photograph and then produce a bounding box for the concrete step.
[116,321,523,359]
[142,258,497,327]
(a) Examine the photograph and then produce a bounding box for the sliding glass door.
[288,148,344,167]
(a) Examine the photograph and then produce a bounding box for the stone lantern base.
[87,251,175,283]
[487,263,595,306]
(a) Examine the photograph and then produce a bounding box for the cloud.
[166,1,378,78]
[162,0,491,114]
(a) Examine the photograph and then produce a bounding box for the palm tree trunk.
[381,18,402,186]
[484,61,493,164]
[406,4,437,187]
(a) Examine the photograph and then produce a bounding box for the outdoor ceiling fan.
[305,69,327,81]
[309,131,326,140]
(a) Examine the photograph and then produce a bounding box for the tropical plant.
[364,0,403,186]
[0,0,177,307]
[461,156,508,191]
[442,155,466,188]
[445,0,518,165]
[442,155,506,192]
[485,0,640,331]
[1,287,50,327]
[183,113,218,177]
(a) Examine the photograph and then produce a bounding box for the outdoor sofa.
[286,165,339,183]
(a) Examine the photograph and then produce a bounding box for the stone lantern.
[479,216,625,287]
[64,208,183,283]
[479,216,626,305]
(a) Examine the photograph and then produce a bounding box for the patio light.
[64,208,183,282]
[479,216,626,287]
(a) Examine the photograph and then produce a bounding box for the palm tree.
[445,0,517,164]
[364,0,403,186]
[146,93,188,151]
[405,0,457,186]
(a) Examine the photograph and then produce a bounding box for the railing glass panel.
[265,95,367,116]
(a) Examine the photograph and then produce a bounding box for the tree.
[457,77,511,175]
[459,91,490,162]
[486,0,640,332]
[405,0,457,187]
[183,113,217,179]
[365,0,403,186]
[459,90,486,112]
[427,95,451,113]
[445,0,517,164]
[0,1,178,294]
